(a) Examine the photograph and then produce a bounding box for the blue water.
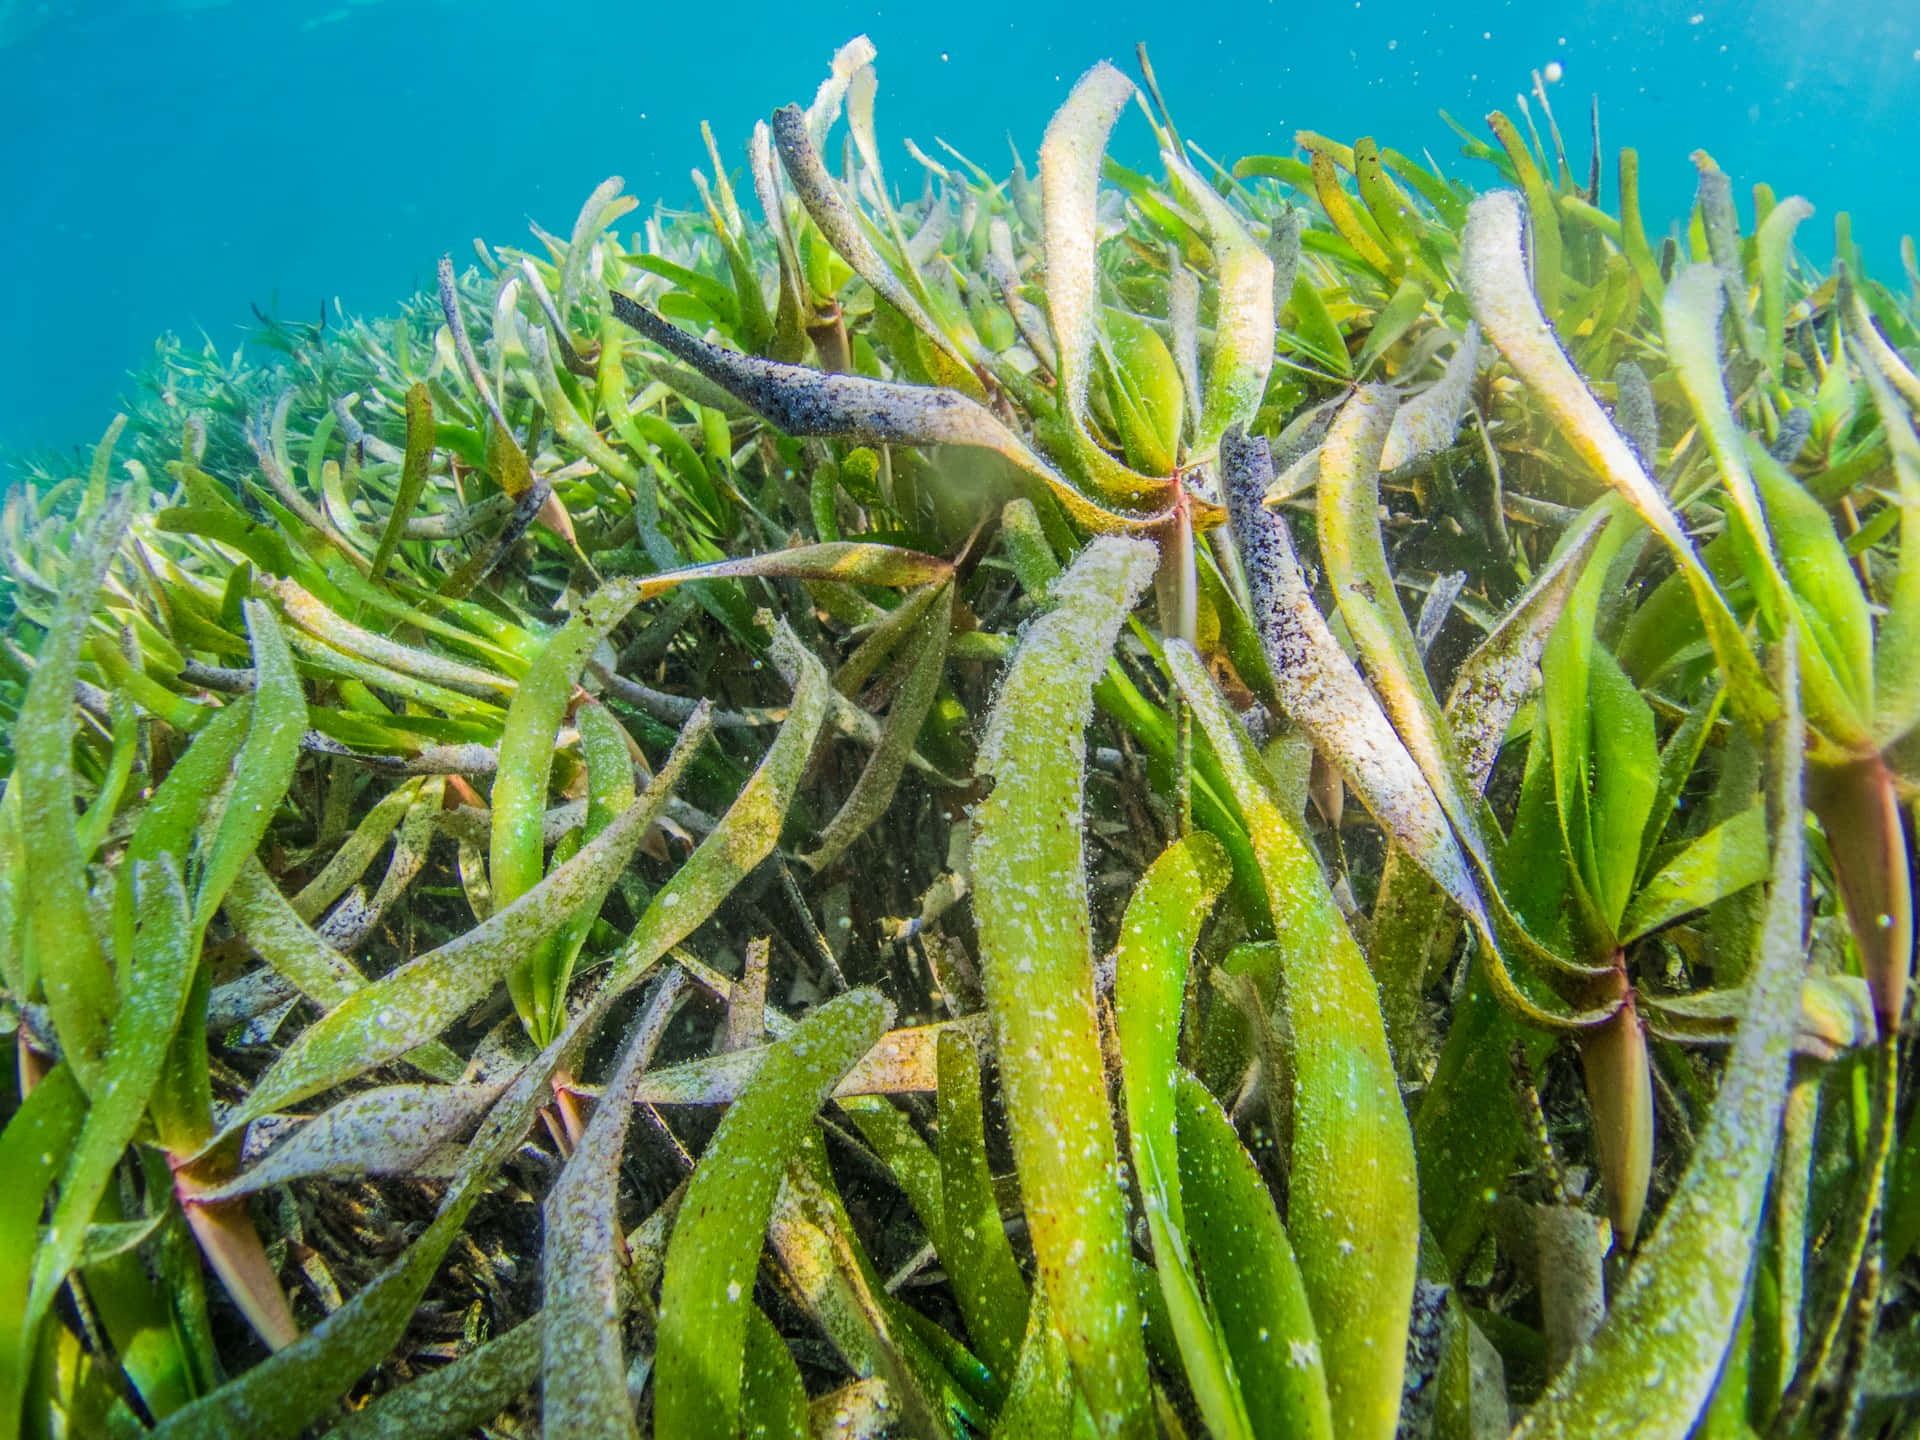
[6,0,1918,467]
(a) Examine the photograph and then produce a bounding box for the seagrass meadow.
[7,30,1920,1438]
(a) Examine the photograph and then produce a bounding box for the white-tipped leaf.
[1463,191,1775,725]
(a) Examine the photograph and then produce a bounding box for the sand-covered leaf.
[541,976,687,1440]
[611,292,1165,531]
[205,1082,507,1199]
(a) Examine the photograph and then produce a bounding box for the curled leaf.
[1224,428,1610,1028]
[1463,191,1775,727]
[1755,196,1814,377]
[610,292,1165,531]
[1042,62,1134,441]
[1161,150,1273,453]
[769,104,971,372]
[1037,62,1181,513]
[1379,324,1481,472]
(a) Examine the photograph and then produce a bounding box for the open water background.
[4,0,1918,466]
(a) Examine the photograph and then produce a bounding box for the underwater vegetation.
[6,30,1920,1438]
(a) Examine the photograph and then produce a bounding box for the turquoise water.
[5,0,1917,465]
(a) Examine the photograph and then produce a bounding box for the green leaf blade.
[1114,833,1249,1440]
[655,988,892,1440]
[1517,635,1810,1440]
[1167,641,1417,1440]
[972,534,1159,1438]
[1175,1075,1334,1440]
[17,487,134,1088]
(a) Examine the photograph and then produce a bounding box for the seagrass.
[2,34,1918,1440]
